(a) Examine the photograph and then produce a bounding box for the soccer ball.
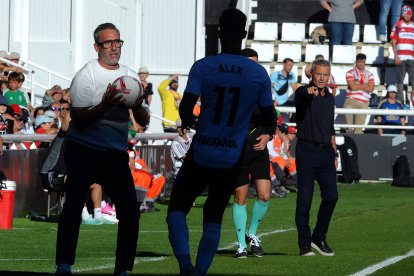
[111,76,144,108]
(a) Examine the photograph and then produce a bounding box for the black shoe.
[311,240,335,256]
[299,246,315,256]
[180,264,198,276]
[246,234,264,257]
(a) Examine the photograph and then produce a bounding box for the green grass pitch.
[0,183,413,275]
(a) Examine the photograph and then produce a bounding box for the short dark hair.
[8,72,20,82]
[315,54,324,60]
[310,59,331,74]
[356,53,366,61]
[241,48,258,59]
[93,23,120,43]
[283,58,294,64]
[219,8,247,40]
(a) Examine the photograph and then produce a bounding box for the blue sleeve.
[257,74,273,108]
[184,61,202,98]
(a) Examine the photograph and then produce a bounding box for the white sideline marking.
[74,256,167,273]
[218,228,296,250]
[350,248,414,276]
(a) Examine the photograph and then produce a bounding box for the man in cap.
[158,74,182,132]
[391,5,414,104]
[376,84,406,135]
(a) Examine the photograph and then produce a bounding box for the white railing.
[278,106,414,130]
[0,57,72,106]
[2,108,414,144]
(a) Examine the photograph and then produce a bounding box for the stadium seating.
[305,44,329,62]
[281,23,305,42]
[331,65,353,85]
[366,66,381,85]
[261,63,271,75]
[363,25,381,44]
[250,42,274,62]
[332,45,357,64]
[254,22,278,41]
[277,43,302,62]
[361,45,385,65]
[353,24,360,43]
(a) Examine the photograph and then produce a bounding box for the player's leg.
[55,141,96,273]
[167,155,207,275]
[195,165,240,275]
[99,150,140,273]
[246,153,271,257]
[233,184,249,258]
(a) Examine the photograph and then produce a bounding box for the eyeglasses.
[52,107,61,111]
[61,107,70,111]
[96,39,124,49]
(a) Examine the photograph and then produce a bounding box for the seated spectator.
[34,114,58,148]
[4,72,28,107]
[62,88,71,104]
[344,53,375,134]
[128,142,165,212]
[158,74,182,132]
[270,58,298,107]
[41,85,63,107]
[304,54,337,96]
[267,123,298,196]
[0,95,10,135]
[33,106,46,119]
[377,84,405,135]
[44,108,60,131]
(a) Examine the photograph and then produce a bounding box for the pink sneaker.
[102,203,116,216]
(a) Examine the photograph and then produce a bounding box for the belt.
[299,139,331,149]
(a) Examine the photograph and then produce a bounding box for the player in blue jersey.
[166,8,276,276]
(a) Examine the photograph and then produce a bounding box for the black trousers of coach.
[56,141,140,272]
[295,140,338,249]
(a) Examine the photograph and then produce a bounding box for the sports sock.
[195,223,221,275]
[81,207,90,221]
[166,211,192,271]
[248,199,269,236]
[232,203,247,248]
[94,208,102,220]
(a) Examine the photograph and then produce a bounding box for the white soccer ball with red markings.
[112,76,144,108]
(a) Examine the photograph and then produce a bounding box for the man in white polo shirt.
[391,5,414,104]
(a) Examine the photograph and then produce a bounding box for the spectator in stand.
[391,5,414,104]
[62,88,71,104]
[42,85,64,107]
[379,0,403,42]
[33,114,57,148]
[138,66,153,108]
[270,58,298,107]
[4,72,28,107]
[305,54,337,96]
[0,95,10,135]
[33,106,46,119]
[158,74,182,132]
[344,53,375,134]
[377,84,406,135]
[320,0,364,52]
[6,52,21,65]
[60,100,70,121]
[0,51,23,76]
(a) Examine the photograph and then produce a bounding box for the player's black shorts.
[235,130,271,188]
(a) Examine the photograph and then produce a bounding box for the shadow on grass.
[216,249,288,256]
[136,251,171,258]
